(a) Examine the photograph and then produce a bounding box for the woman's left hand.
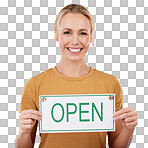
[113,107,138,130]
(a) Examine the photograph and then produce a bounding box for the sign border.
[39,94,115,133]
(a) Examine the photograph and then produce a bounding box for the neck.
[56,58,90,77]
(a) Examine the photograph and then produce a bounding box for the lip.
[67,47,83,49]
[66,47,83,54]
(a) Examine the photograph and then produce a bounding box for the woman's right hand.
[19,109,42,134]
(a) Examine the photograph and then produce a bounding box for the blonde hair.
[54,4,95,49]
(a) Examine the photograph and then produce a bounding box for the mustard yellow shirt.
[19,66,123,148]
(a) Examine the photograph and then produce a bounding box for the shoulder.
[33,68,53,80]
[25,68,53,86]
[95,69,115,78]
[94,69,117,84]
[93,68,122,92]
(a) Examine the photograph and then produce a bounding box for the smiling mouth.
[67,47,83,52]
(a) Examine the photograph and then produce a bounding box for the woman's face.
[57,13,92,62]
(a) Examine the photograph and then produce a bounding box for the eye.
[64,31,70,35]
[80,32,87,35]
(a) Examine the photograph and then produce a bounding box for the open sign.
[40,94,115,133]
[50,102,103,123]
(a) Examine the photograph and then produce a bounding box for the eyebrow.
[62,28,89,32]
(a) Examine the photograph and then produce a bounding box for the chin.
[66,56,84,62]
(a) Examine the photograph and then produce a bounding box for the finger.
[24,119,35,125]
[23,124,33,130]
[113,107,133,117]
[21,114,42,121]
[20,118,35,126]
[20,122,32,130]
[113,111,135,121]
[21,109,42,116]
[124,120,138,128]
[123,116,137,123]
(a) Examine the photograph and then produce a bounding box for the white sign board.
[39,94,115,133]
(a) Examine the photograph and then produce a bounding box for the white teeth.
[68,48,82,52]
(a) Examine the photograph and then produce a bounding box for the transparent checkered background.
[0,0,148,147]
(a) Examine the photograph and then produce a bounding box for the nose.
[72,33,79,45]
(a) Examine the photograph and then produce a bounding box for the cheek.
[81,37,90,47]
[59,35,70,47]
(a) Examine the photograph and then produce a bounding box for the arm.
[108,107,138,148]
[15,129,34,148]
[109,126,134,148]
[15,110,42,148]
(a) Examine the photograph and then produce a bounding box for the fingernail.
[113,118,116,121]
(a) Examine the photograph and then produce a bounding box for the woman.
[15,4,137,148]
